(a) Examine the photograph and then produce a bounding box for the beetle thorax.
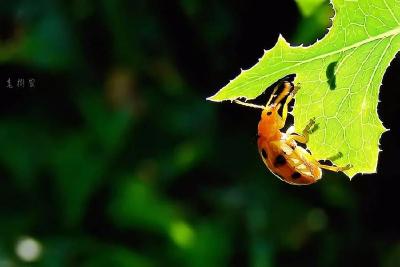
[258,108,281,141]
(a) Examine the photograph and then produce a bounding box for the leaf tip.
[205,96,214,101]
[206,94,221,102]
[276,34,290,47]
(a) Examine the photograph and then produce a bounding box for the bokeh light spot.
[15,236,42,262]
[169,221,195,248]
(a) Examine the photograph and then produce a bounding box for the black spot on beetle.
[261,149,268,159]
[291,171,301,179]
[266,111,272,116]
[274,155,286,167]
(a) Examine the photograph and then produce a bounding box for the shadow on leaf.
[326,61,338,90]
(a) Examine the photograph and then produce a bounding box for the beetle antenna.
[234,100,265,110]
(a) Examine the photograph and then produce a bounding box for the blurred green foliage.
[293,0,333,45]
[0,0,399,267]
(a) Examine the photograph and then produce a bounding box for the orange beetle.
[235,77,351,185]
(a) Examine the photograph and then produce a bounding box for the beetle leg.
[279,92,295,129]
[318,163,353,172]
[279,95,292,129]
[288,134,307,144]
[279,84,300,129]
[287,117,315,143]
[266,82,280,106]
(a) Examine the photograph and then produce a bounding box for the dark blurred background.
[0,0,399,266]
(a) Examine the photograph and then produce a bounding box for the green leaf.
[295,0,326,17]
[208,0,400,178]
